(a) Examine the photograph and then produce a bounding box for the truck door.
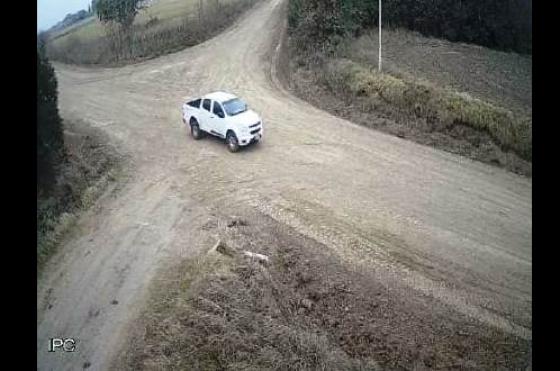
[211,101,227,137]
[200,98,212,132]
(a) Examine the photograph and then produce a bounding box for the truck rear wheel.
[226,131,240,153]
[190,119,203,140]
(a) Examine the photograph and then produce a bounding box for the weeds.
[37,121,123,271]
[121,246,379,370]
[118,214,530,370]
[324,59,531,161]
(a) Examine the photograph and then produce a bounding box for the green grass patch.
[325,58,532,160]
[50,0,200,45]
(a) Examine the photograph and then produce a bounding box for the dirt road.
[37,0,532,369]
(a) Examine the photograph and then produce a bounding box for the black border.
[4,0,39,368]
[529,0,557,369]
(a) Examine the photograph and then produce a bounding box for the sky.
[37,0,92,32]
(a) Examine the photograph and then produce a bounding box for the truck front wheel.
[226,131,240,153]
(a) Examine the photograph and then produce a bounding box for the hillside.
[47,10,93,36]
[46,0,260,65]
[286,1,532,175]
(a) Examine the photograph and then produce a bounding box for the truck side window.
[202,99,211,112]
[213,102,225,118]
[188,99,201,108]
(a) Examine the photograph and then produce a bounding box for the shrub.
[37,50,64,191]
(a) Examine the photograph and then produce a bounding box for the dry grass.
[117,211,530,370]
[324,59,531,161]
[49,0,205,45]
[121,250,375,370]
[48,17,98,42]
[46,0,259,65]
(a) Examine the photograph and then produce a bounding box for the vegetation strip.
[326,58,531,161]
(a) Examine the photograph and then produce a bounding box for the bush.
[288,0,376,51]
[37,50,64,191]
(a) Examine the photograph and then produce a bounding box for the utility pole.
[378,0,382,72]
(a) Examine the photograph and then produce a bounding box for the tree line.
[288,0,532,54]
[37,42,64,191]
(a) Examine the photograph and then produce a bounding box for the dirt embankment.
[118,208,531,370]
[284,29,532,176]
[37,119,124,271]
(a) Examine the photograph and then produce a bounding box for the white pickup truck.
[182,91,263,152]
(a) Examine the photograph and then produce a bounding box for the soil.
[121,207,531,370]
[348,29,532,117]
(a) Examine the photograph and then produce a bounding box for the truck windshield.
[222,98,247,116]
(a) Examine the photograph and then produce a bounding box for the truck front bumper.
[238,130,263,146]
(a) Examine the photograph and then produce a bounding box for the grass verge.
[120,251,376,369]
[325,58,532,161]
[284,29,532,176]
[37,120,125,273]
